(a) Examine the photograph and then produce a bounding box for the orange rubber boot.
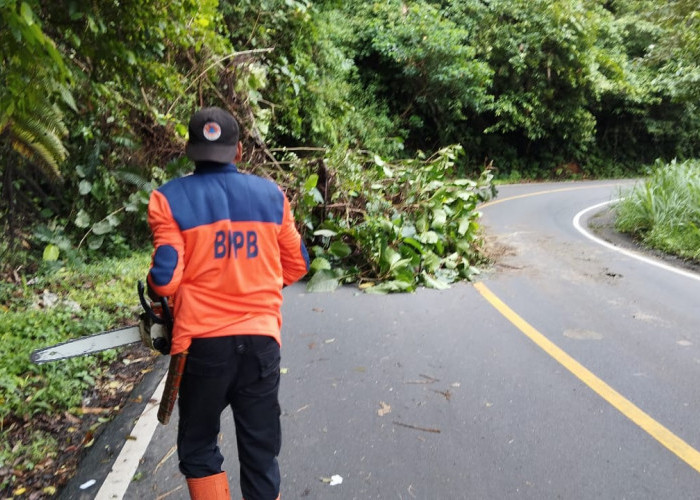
[186,472,230,500]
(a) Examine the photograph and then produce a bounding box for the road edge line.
[573,200,700,282]
[94,371,168,500]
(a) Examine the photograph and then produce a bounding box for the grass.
[616,159,700,262]
[0,250,152,486]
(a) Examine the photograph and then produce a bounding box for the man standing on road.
[146,106,310,500]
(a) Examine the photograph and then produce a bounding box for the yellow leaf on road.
[378,401,391,417]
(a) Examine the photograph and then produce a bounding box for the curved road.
[62,180,700,499]
[476,180,700,499]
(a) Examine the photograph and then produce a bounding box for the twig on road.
[393,421,441,434]
[405,374,440,384]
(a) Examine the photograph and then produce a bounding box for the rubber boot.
[186,471,231,500]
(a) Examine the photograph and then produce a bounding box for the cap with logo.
[185,107,240,163]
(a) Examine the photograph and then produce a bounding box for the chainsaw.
[30,282,184,424]
[31,281,172,364]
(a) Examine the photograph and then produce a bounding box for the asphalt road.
[62,180,700,499]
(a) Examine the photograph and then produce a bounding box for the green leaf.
[390,263,414,283]
[308,187,324,204]
[79,180,92,195]
[420,231,439,244]
[364,280,414,294]
[314,229,337,238]
[86,15,99,33]
[457,216,471,236]
[88,235,104,250]
[306,269,340,293]
[42,244,60,262]
[124,50,136,65]
[416,215,429,233]
[106,214,120,228]
[74,210,90,228]
[58,84,77,112]
[310,257,331,272]
[373,155,393,177]
[390,257,413,273]
[91,220,113,235]
[381,246,401,268]
[400,223,417,239]
[401,237,424,253]
[20,2,34,25]
[329,241,352,258]
[304,174,319,191]
[175,123,188,137]
[421,272,451,290]
[432,209,447,229]
[422,252,441,272]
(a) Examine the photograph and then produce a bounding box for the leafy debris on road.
[432,389,452,401]
[377,401,391,416]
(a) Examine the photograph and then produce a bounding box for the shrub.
[616,159,700,261]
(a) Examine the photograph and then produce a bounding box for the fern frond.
[26,102,69,138]
[114,170,150,189]
[11,138,62,179]
[13,117,68,162]
[11,113,68,180]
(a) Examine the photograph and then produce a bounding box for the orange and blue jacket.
[147,162,309,354]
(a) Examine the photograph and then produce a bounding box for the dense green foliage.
[616,160,700,261]
[322,0,700,175]
[0,252,151,487]
[1,0,699,277]
[1,0,230,266]
[290,145,495,292]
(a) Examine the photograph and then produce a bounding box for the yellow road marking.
[473,281,700,474]
[480,183,621,209]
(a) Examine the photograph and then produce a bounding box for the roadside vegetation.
[1,0,699,496]
[617,159,700,263]
[0,252,154,495]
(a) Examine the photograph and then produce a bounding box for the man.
[146,106,309,500]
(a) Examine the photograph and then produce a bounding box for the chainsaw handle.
[137,280,173,331]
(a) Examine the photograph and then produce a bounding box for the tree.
[350,1,492,154]
[463,0,635,168]
[594,0,700,164]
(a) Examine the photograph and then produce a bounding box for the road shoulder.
[587,204,700,275]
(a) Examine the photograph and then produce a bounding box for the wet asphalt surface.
[61,180,700,499]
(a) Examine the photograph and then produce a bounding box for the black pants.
[177,335,282,500]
